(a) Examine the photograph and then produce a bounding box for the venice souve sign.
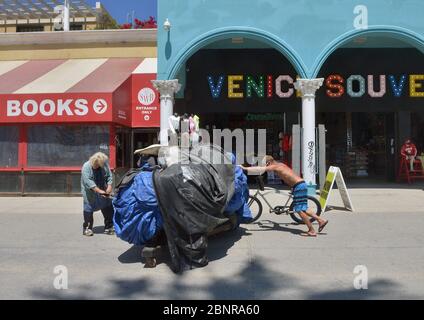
[207,74,424,98]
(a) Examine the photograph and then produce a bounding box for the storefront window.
[411,111,424,152]
[0,126,19,168]
[0,173,21,193]
[116,128,132,168]
[27,125,110,167]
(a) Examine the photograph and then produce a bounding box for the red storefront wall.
[0,70,160,170]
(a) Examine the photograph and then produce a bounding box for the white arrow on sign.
[93,99,108,114]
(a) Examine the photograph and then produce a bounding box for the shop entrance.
[131,129,159,167]
[318,112,396,180]
[181,112,299,164]
[176,47,302,165]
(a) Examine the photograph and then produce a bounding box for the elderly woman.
[81,152,114,237]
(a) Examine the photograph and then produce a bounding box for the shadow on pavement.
[305,279,414,300]
[118,245,143,264]
[168,260,297,300]
[116,226,250,269]
[208,226,250,261]
[249,220,305,236]
[28,262,411,299]
[324,205,353,213]
[29,284,99,300]
[92,226,105,234]
[110,259,297,299]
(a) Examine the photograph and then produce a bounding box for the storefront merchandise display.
[169,113,180,134]
[345,149,369,178]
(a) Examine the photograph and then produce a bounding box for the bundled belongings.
[113,167,162,246]
[224,153,253,224]
[112,144,252,273]
[153,145,235,272]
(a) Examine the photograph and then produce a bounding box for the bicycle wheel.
[247,195,263,223]
[289,196,322,224]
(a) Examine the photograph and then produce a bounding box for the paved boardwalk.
[1,184,424,299]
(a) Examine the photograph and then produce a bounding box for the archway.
[169,27,305,168]
[313,26,424,183]
[166,26,307,80]
[312,26,424,78]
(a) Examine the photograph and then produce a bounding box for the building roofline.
[0,29,157,47]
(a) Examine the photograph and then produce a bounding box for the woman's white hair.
[89,152,109,167]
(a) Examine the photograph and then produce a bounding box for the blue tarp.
[224,155,253,225]
[113,170,163,246]
[113,158,252,246]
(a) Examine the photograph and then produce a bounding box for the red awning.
[0,58,159,127]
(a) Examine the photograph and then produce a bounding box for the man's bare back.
[240,156,303,187]
[265,162,303,187]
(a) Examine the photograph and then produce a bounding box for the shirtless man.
[241,155,328,237]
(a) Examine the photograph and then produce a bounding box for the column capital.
[151,79,181,101]
[294,78,324,99]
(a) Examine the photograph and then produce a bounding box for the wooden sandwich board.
[319,166,354,212]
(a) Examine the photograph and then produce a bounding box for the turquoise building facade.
[157,0,424,80]
[155,0,424,184]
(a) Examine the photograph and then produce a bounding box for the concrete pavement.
[1,183,424,299]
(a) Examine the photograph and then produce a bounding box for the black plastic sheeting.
[153,145,235,273]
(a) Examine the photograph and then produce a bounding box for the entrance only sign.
[319,166,354,212]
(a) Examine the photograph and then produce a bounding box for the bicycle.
[247,175,322,224]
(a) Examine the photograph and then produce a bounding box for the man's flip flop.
[300,232,317,237]
[318,221,329,233]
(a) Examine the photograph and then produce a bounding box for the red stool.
[397,156,424,183]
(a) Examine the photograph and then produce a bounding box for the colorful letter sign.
[228,75,244,98]
[410,74,424,97]
[207,73,424,100]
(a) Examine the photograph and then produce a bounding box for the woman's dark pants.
[83,205,114,230]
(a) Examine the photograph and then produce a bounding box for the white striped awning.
[0,57,158,94]
[132,57,157,75]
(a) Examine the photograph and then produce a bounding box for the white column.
[152,79,181,146]
[293,78,324,192]
[63,0,70,32]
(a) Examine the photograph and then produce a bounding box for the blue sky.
[86,0,157,24]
